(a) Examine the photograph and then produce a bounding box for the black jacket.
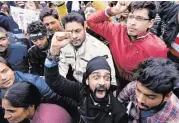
[159,1,179,46]
[28,44,49,76]
[45,65,128,123]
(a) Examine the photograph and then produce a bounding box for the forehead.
[136,82,158,95]
[130,8,149,17]
[2,98,12,108]
[90,69,110,75]
[0,62,8,70]
[65,21,83,30]
[0,32,6,37]
[43,16,58,24]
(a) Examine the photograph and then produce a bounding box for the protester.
[27,21,50,76]
[118,57,179,122]
[87,1,168,88]
[59,13,117,86]
[2,82,72,123]
[39,8,63,38]
[44,32,128,123]
[0,26,28,72]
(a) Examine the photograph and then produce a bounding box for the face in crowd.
[64,21,86,49]
[43,15,63,34]
[2,82,41,123]
[2,98,32,123]
[31,35,49,50]
[0,62,15,88]
[87,69,111,99]
[126,8,154,37]
[0,31,9,53]
[135,82,171,111]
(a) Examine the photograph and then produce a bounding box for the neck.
[129,35,137,41]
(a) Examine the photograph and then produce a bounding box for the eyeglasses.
[127,15,150,21]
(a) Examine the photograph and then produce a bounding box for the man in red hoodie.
[87,1,168,88]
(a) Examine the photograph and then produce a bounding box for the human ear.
[163,92,172,102]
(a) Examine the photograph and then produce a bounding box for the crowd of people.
[1,1,179,123]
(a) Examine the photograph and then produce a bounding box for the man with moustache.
[118,57,179,123]
[58,13,117,87]
[44,32,128,123]
[87,1,168,89]
[0,26,28,72]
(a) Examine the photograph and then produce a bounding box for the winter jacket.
[59,33,117,85]
[5,44,29,73]
[28,42,50,76]
[45,63,128,123]
[87,10,168,81]
[0,71,77,112]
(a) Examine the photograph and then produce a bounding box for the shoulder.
[32,103,72,123]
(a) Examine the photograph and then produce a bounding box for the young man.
[44,32,128,123]
[118,57,179,122]
[87,1,168,88]
[27,21,50,76]
[39,8,63,37]
[0,26,28,72]
[58,13,117,86]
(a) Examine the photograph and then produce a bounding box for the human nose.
[137,93,146,104]
[98,78,105,85]
[4,111,11,119]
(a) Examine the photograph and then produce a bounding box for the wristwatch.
[47,50,60,62]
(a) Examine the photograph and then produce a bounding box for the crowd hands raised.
[1,1,179,123]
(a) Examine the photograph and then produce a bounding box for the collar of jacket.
[136,31,150,40]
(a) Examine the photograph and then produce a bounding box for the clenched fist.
[50,32,72,56]
[111,1,131,15]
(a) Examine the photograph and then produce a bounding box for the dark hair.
[133,57,179,95]
[39,8,59,21]
[62,13,85,28]
[2,82,41,109]
[108,1,118,7]
[0,56,12,69]
[129,1,156,20]
[27,21,47,35]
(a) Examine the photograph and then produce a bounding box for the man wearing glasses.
[87,1,168,89]
[0,26,28,73]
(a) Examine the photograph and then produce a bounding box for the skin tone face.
[2,99,34,123]
[88,69,111,99]
[31,36,48,49]
[135,82,171,110]
[65,21,86,49]
[0,62,15,88]
[43,16,62,34]
[0,32,9,53]
[126,8,154,39]
[25,1,37,11]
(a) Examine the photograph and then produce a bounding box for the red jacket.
[87,10,168,81]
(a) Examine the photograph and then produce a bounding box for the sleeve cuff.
[45,58,58,68]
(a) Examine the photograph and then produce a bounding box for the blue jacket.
[6,44,29,72]
[0,71,77,108]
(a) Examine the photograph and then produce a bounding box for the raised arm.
[87,1,131,43]
[44,32,83,102]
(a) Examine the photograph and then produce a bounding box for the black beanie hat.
[82,56,111,84]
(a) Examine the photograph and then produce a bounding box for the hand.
[111,1,131,15]
[50,32,72,56]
